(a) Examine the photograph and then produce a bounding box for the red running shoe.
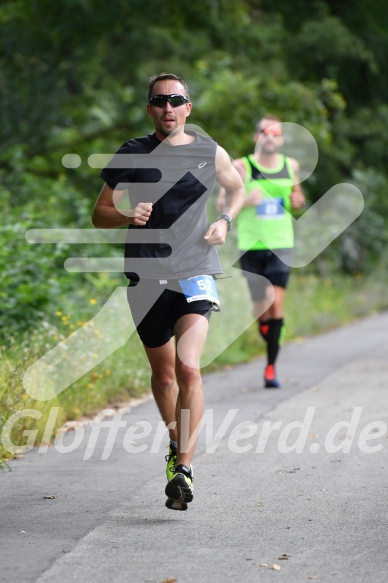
[264,364,280,388]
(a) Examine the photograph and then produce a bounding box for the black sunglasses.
[148,94,189,108]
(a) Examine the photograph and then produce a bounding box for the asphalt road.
[1,313,388,583]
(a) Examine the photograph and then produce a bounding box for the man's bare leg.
[144,340,179,443]
[254,284,285,321]
[163,313,208,509]
[174,313,208,469]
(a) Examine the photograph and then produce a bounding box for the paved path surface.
[1,313,388,582]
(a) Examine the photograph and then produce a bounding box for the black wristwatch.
[216,214,232,231]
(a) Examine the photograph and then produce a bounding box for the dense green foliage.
[1,1,388,462]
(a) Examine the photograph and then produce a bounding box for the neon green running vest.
[236,154,295,251]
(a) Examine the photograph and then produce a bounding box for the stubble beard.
[159,126,174,137]
[158,122,181,139]
[262,143,277,155]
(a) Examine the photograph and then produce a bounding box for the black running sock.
[267,318,284,366]
[258,319,270,342]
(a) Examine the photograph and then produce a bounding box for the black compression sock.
[267,318,284,365]
[258,319,270,342]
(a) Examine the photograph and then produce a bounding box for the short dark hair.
[147,73,190,101]
[256,114,281,131]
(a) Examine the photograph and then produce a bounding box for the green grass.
[1,260,388,467]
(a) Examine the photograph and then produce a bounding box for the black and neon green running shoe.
[165,497,188,511]
[165,443,177,482]
[165,464,194,509]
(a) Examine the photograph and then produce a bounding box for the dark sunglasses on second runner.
[148,94,189,108]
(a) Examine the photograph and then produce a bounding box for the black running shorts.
[239,249,293,301]
[126,278,213,348]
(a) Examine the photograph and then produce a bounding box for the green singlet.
[236,154,295,251]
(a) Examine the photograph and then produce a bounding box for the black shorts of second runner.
[239,248,293,302]
[126,278,213,348]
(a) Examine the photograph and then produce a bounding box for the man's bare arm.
[92,183,153,228]
[289,158,305,209]
[215,157,247,213]
[204,146,245,246]
[215,147,245,218]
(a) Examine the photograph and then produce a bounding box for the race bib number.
[179,275,220,307]
[256,197,285,218]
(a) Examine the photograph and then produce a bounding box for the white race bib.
[179,275,220,308]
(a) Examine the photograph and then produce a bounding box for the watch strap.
[216,214,232,231]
